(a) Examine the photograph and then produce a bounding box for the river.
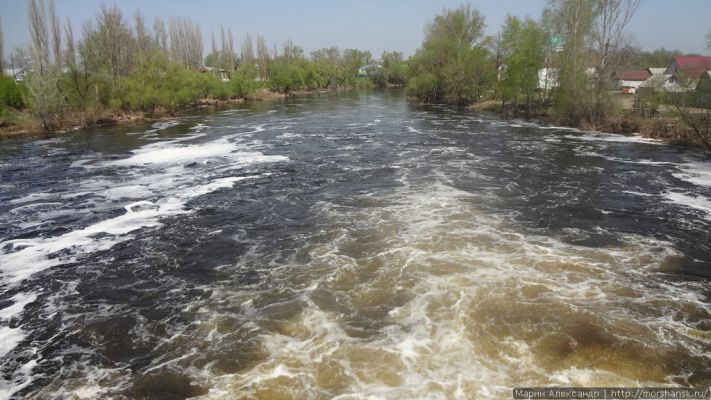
[0,90,710,399]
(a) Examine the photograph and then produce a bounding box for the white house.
[538,68,558,91]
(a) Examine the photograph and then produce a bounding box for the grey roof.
[640,74,672,87]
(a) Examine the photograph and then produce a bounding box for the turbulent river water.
[0,90,710,399]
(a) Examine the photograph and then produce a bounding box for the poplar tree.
[26,0,62,131]
[0,20,4,72]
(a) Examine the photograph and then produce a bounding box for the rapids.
[0,90,709,399]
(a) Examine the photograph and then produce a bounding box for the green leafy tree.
[408,4,494,105]
[373,51,407,87]
[498,15,548,115]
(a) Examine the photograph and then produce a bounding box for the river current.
[0,90,710,399]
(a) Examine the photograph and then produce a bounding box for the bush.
[0,75,25,109]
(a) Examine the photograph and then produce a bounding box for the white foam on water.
[564,133,663,144]
[406,126,422,134]
[0,176,257,285]
[0,292,39,398]
[0,359,37,400]
[191,181,705,399]
[150,119,182,130]
[7,193,55,205]
[0,293,37,321]
[110,141,234,166]
[577,150,674,166]
[673,161,711,188]
[101,185,155,200]
[1,128,288,289]
[663,192,711,220]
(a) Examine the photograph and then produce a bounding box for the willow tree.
[408,4,494,105]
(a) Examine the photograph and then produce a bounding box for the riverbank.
[0,86,354,138]
[470,100,709,149]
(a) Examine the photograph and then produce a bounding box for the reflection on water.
[0,90,709,399]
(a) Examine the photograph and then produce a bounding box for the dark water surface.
[0,90,710,399]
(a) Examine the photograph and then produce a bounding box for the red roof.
[619,70,652,81]
[672,56,711,78]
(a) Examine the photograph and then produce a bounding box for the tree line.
[1,0,709,135]
[0,0,407,132]
[407,0,711,145]
[407,0,645,127]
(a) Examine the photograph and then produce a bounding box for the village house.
[536,67,596,91]
[664,55,711,80]
[616,69,651,94]
[198,66,229,82]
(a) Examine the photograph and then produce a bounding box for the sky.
[2,0,710,60]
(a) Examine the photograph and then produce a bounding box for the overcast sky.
[2,0,710,59]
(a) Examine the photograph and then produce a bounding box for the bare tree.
[257,34,269,81]
[283,39,296,62]
[64,17,75,66]
[64,18,91,127]
[87,4,135,84]
[592,0,639,118]
[27,0,62,132]
[226,28,235,72]
[153,17,167,53]
[0,20,4,72]
[211,31,217,58]
[28,0,50,69]
[707,29,711,50]
[169,17,202,68]
[11,47,32,71]
[48,0,61,66]
[241,33,254,67]
[134,10,152,59]
[219,27,235,73]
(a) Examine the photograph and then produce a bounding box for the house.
[647,67,666,76]
[639,73,680,92]
[537,67,596,91]
[616,70,652,94]
[357,64,381,77]
[199,66,229,82]
[665,56,711,79]
[538,68,558,91]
